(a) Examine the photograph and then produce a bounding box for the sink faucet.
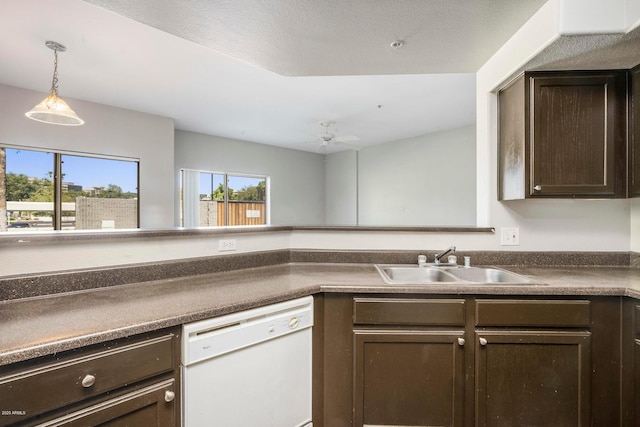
[434,246,456,264]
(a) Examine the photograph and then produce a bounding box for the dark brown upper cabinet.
[629,65,640,197]
[498,70,628,200]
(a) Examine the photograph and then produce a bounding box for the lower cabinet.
[624,300,640,426]
[350,297,467,427]
[33,379,176,427]
[319,294,621,427]
[474,331,591,427]
[635,338,640,427]
[474,298,593,427]
[0,327,180,427]
[353,331,465,427]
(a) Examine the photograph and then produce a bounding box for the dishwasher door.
[182,296,313,427]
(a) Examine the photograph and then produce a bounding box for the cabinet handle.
[457,337,465,346]
[81,374,96,388]
[534,185,542,191]
[479,337,488,346]
[164,390,176,402]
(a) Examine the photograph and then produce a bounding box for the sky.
[5,148,138,193]
[6,148,266,196]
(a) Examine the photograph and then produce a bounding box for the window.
[1,146,139,231]
[181,170,268,227]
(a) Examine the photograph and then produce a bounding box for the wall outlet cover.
[218,239,237,251]
[500,227,520,246]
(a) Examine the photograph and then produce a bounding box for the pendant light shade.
[25,41,84,126]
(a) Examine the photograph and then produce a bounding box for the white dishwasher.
[182,296,314,427]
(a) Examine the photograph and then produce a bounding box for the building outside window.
[0,146,139,231]
[181,170,268,227]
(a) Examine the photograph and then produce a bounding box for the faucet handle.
[418,254,427,266]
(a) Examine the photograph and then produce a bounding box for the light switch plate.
[500,227,520,246]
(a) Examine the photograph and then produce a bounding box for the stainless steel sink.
[380,266,459,283]
[375,264,533,285]
[445,267,532,284]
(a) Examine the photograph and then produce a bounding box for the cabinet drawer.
[475,299,590,327]
[354,298,465,326]
[0,333,176,425]
[34,379,176,427]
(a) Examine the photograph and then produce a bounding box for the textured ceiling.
[525,25,640,72]
[81,0,548,76]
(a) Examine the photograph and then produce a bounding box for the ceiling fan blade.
[333,135,359,143]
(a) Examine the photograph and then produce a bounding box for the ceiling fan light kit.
[25,41,84,126]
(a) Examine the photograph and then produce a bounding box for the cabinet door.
[635,339,640,427]
[498,74,526,200]
[353,330,465,427]
[630,65,640,197]
[475,331,591,427]
[34,379,176,427]
[529,72,626,197]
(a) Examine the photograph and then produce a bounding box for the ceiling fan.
[309,121,360,152]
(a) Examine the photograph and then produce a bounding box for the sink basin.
[446,267,532,284]
[379,266,459,283]
[375,264,533,285]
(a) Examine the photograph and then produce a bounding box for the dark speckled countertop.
[2,261,640,367]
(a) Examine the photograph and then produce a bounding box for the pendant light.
[25,41,84,126]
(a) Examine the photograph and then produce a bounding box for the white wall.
[476,0,634,251]
[632,199,640,253]
[325,150,358,225]
[174,130,326,226]
[0,227,494,277]
[0,84,175,228]
[357,125,476,226]
[560,0,640,33]
[324,126,476,226]
[0,230,292,276]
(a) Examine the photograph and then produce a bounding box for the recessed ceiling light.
[390,40,405,49]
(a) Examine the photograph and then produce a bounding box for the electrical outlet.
[500,227,520,246]
[218,239,237,251]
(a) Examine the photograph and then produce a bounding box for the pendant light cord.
[50,47,59,97]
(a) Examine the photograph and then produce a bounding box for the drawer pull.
[81,374,96,388]
[457,337,465,346]
[164,390,176,402]
[479,337,488,346]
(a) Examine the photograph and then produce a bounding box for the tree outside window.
[182,170,268,227]
[1,147,139,231]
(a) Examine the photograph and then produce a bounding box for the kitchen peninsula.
[1,242,639,426]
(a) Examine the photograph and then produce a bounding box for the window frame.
[181,169,270,227]
[1,144,140,231]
